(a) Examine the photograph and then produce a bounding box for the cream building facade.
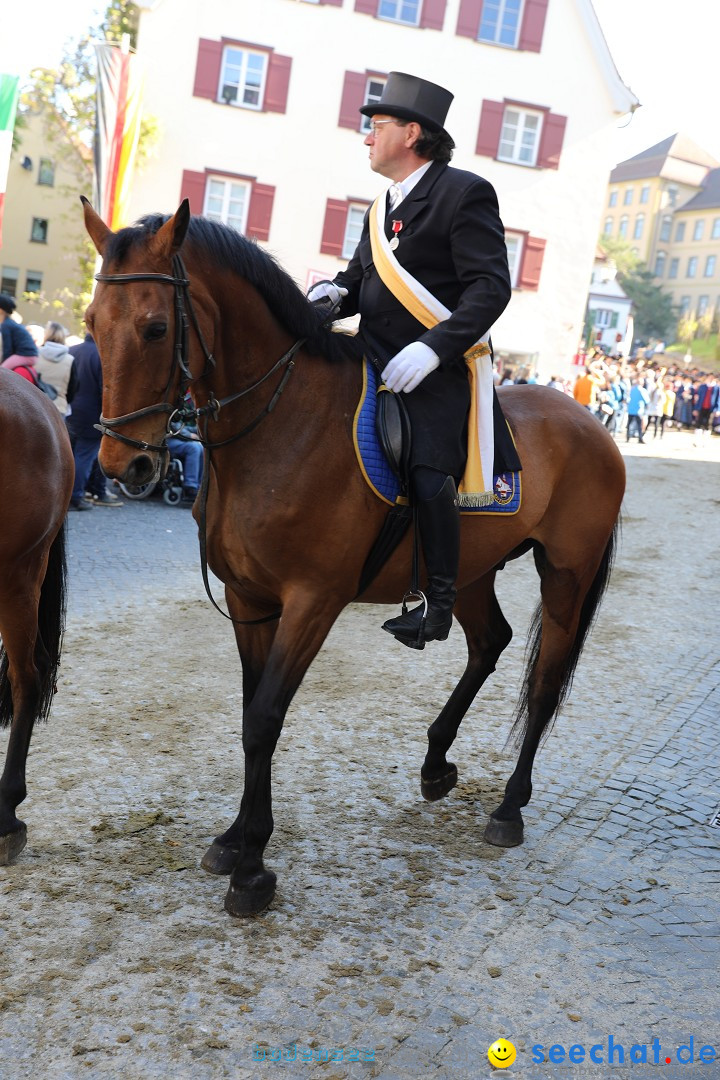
[128,0,636,378]
[602,134,720,325]
[1,108,92,330]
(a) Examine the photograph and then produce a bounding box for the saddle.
[375,381,412,491]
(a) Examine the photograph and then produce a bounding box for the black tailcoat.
[334,161,511,476]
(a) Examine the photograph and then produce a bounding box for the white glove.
[307,282,348,305]
[382,342,440,394]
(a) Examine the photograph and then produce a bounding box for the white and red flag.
[0,74,20,248]
[93,41,144,230]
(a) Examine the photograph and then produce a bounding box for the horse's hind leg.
[0,606,44,864]
[421,571,512,801]
[485,543,611,848]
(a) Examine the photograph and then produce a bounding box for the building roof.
[609,134,719,183]
[678,167,720,212]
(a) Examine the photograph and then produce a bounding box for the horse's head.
[83,197,196,486]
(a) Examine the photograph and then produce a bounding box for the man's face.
[364,114,418,180]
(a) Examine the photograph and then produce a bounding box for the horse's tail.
[0,523,68,729]
[511,517,620,746]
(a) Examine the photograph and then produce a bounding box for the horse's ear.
[149,199,191,260]
[81,196,112,257]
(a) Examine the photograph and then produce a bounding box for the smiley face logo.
[488,1038,517,1068]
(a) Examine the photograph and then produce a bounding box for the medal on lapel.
[389,219,403,251]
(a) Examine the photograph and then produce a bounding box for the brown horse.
[0,371,73,864]
[82,198,625,918]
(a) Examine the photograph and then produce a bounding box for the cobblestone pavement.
[1,430,719,1080]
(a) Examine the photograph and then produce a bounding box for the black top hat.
[359,71,453,135]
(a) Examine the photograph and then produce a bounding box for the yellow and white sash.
[369,194,495,507]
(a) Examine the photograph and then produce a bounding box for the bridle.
[94,252,305,625]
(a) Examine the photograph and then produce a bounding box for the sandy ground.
[1,425,719,1079]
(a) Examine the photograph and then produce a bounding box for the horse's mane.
[105,213,361,364]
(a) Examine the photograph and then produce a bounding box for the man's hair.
[395,119,455,164]
[0,293,17,315]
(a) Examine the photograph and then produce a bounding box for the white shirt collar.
[389,160,433,205]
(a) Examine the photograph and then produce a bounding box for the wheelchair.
[117,456,185,505]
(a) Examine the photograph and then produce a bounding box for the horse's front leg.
[0,622,42,865]
[211,591,344,917]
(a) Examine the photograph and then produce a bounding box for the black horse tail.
[511,517,620,747]
[0,523,68,729]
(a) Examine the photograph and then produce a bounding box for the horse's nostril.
[125,454,159,486]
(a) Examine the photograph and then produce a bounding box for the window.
[343,204,366,259]
[687,256,698,278]
[633,214,644,240]
[668,258,679,279]
[498,106,542,166]
[219,46,267,108]
[603,217,613,236]
[505,232,521,286]
[640,185,650,204]
[712,218,720,240]
[666,185,678,207]
[608,190,618,207]
[38,158,55,186]
[594,309,617,328]
[1,267,18,296]
[705,255,716,278]
[478,0,524,47]
[623,188,633,205]
[692,219,704,241]
[31,217,48,243]
[679,296,691,315]
[25,271,43,294]
[618,215,628,239]
[203,176,250,232]
[378,0,421,24]
[697,295,709,317]
[501,229,545,289]
[360,77,386,134]
[674,221,685,242]
[654,251,666,277]
[659,215,672,242]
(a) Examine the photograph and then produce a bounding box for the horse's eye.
[144,322,168,342]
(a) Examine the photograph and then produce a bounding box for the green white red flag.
[0,74,20,248]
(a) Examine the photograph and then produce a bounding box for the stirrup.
[383,589,428,650]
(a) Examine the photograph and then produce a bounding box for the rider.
[309,72,511,648]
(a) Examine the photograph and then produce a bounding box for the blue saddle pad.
[353,359,522,515]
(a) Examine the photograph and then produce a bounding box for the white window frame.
[360,76,387,134]
[640,185,650,204]
[342,204,366,260]
[687,256,698,279]
[504,232,523,287]
[618,215,628,239]
[712,218,720,240]
[659,215,672,242]
[674,221,685,242]
[654,251,666,277]
[623,187,633,205]
[218,46,267,110]
[498,106,543,167]
[478,0,525,48]
[603,217,613,236]
[25,270,43,294]
[377,0,422,26]
[704,255,716,278]
[668,258,679,280]
[203,175,251,233]
[608,190,618,207]
[1,266,18,296]
[697,295,709,317]
[679,296,691,315]
[633,213,644,240]
[692,219,704,241]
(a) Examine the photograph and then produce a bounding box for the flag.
[94,42,144,231]
[0,73,20,248]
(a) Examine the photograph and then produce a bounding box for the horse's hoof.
[0,823,27,866]
[224,868,276,917]
[201,840,240,876]
[421,763,458,802]
[484,815,524,848]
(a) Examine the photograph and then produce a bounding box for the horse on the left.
[0,369,74,864]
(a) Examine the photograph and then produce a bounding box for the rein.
[94,252,304,626]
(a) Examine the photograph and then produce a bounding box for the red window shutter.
[246,183,275,242]
[518,236,546,290]
[420,0,448,30]
[518,0,549,52]
[264,54,292,114]
[475,99,504,158]
[180,170,207,215]
[320,199,349,256]
[193,39,223,100]
[339,71,367,130]
[537,112,566,170]
[456,0,484,38]
[354,0,378,14]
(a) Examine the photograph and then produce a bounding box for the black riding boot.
[382,475,460,649]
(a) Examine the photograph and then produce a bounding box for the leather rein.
[94,253,304,625]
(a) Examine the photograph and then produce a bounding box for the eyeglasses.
[368,120,397,137]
